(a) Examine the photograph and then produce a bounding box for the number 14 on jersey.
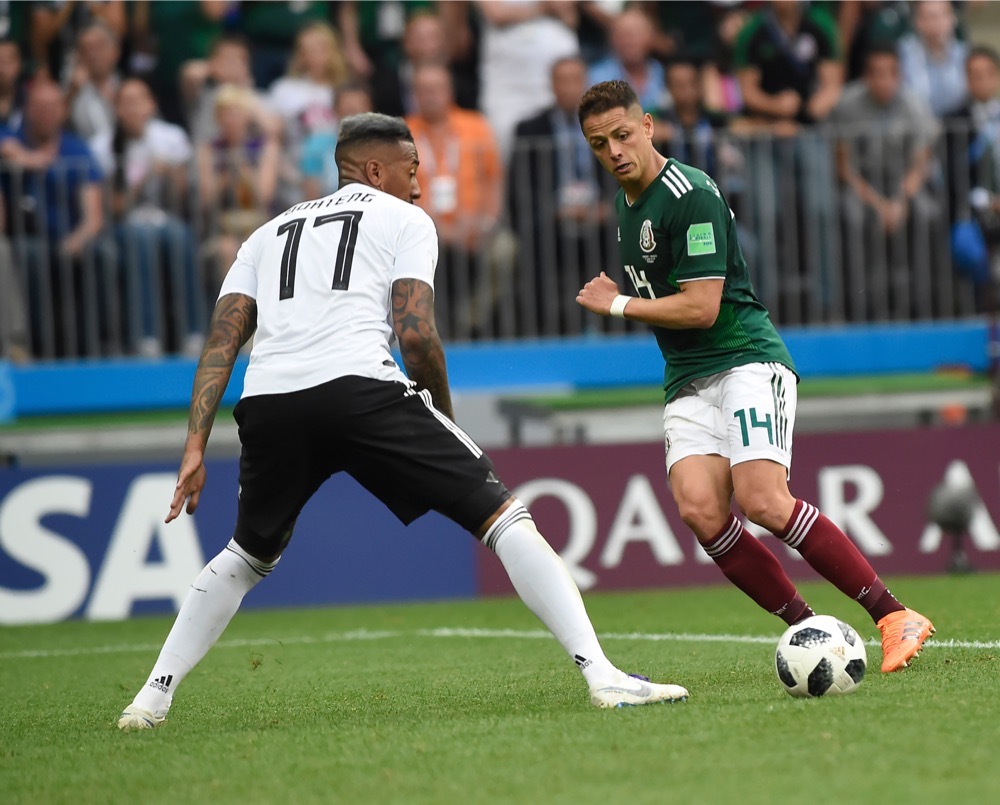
[624,264,657,299]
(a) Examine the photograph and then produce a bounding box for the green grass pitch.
[2,574,998,805]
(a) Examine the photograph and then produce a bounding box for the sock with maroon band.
[703,514,814,626]
[776,499,905,623]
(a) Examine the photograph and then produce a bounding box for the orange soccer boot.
[877,608,935,672]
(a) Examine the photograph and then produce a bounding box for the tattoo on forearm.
[391,279,454,419]
[187,293,257,444]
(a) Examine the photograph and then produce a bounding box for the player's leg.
[665,383,814,625]
[474,497,688,707]
[723,363,934,671]
[348,380,687,708]
[119,393,329,729]
[118,540,280,730]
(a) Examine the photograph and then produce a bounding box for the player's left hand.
[577,271,620,316]
[166,450,207,523]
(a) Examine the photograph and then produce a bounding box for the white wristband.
[609,295,631,319]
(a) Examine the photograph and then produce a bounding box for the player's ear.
[642,112,654,138]
[364,158,384,190]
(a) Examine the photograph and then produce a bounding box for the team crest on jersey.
[640,219,656,253]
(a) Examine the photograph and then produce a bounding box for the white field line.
[1,627,997,661]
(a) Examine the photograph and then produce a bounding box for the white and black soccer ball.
[775,615,867,698]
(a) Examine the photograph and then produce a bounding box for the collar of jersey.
[624,158,673,210]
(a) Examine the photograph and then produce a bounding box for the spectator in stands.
[946,45,1000,294]
[67,21,122,140]
[369,11,478,118]
[588,7,668,113]
[90,78,204,358]
[701,6,749,115]
[0,80,110,357]
[0,39,29,361]
[236,0,329,90]
[899,0,968,118]
[576,1,619,65]
[836,1,911,82]
[267,21,349,205]
[30,0,125,83]
[197,85,280,292]
[300,82,373,200]
[406,63,504,339]
[266,21,348,139]
[0,38,25,131]
[475,0,580,161]
[636,0,719,65]
[733,0,843,321]
[127,0,230,127]
[337,0,436,83]
[832,43,941,321]
[0,229,30,363]
[182,33,280,145]
[508,55,612,336]
[656,57,731,177]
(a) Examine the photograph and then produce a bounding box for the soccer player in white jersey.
[118,114,688,730]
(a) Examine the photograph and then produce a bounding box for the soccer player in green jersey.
[576,80,934,673]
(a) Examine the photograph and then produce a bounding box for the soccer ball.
[775,615,867,698]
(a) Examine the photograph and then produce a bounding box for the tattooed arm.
[391,278,454,420]
[166,293,257,523]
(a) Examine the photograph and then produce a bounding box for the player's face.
[582,105,655,187]
[378,140,421,204]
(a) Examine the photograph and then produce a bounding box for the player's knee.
[232,522,293,565]
[673,489,728,540]
[734,489,787,532]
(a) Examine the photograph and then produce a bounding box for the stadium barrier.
[2,423,998,624]
[0,121,991,362]
[0,319,990,419]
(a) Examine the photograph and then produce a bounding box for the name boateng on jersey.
[616,158,795,401]
[219,183,439,398]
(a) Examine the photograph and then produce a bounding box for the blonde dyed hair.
[214,83,257,112]
[288,22,349,88]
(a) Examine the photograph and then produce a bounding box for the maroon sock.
[776,500,905,623]
[704,514,813,626]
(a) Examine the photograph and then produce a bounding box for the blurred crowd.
[0,0,997,362]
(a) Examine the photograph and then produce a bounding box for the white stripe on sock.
[704,517,742,557]
[783,504,819,549]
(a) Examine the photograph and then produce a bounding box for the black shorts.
[230,375,510,557]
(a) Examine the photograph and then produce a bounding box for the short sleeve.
[219,236,259,300]
[671,187,730,282]
[392,209,439,288]
[732,14,761,71]
[809,8,840,61]
[70,137,104,183]
[164,125,193,165]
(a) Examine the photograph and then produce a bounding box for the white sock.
[130,540,277,712]
[484,501,616,687]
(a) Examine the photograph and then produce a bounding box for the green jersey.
[615,159,795,401]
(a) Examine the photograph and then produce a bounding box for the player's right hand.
[166,450,207,523]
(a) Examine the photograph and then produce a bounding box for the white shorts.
[663,362,797,475]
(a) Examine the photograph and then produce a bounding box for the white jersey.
[219,183,439,398]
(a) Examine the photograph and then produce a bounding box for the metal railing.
[0,123,989,361]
